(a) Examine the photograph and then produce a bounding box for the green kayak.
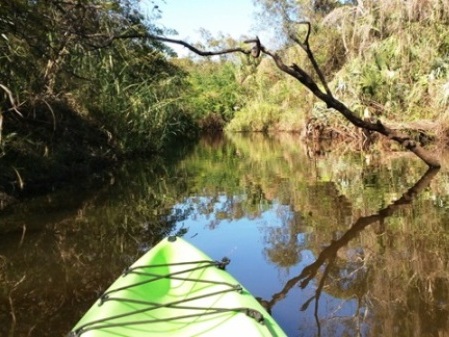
[69,236,287,337]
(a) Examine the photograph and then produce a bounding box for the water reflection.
[170,134,449,336]
[0,157,194,337]
[261,167,440,336]
[1,133,449,337]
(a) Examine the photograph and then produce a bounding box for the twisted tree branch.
[288,21,333,97]
[103,27,441,168]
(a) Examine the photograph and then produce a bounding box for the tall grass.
[83,52,193,153]
[224,0,449,133]
[324,0,449,125]
[1,1,195,155]
[227,27,343,132]
[0,1,196,191]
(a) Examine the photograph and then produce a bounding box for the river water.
[1,133,449,337]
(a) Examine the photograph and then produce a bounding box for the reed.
[0,0,195,191]
[231,0,449,133]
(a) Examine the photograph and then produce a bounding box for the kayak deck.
[70,236,286,336]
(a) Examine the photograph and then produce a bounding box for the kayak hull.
[70,236,286,336]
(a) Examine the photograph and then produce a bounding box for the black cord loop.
[70,258,267,337]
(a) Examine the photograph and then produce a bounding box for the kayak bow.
[70,236,287,337]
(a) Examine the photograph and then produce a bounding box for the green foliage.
[227,42,335,132]
[227,101,282,132]
[4,0,449,192]
[240,0,449,131]
[0,0,196,191]
[325,0,449,122]
[77,46,194,153]
[179,59,245,130]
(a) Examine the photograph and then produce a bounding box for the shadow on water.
[0,146,197,337]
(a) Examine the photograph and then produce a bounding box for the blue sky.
[141,0,266,55]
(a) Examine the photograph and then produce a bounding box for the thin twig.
[8,274,26,326]
[289,22,333,96]
[19,224,26,248]
[112,33,253,57]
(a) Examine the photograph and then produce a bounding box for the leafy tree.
[0,0,195,192]
[183,60,244,129]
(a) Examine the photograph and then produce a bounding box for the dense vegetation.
[0,0,194,193]
[1,0,449,194]
[225,0,449,136]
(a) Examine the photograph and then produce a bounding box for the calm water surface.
[1,133,449,337]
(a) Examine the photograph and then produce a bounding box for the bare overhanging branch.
[101,27,441,168]
[110,33,254,57]
[244,37,261,57]
[288,21,333,97]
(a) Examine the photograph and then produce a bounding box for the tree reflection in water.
[2,133,449,337]
[261,167,441,336]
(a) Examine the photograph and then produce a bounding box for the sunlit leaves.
[0,0,196,190]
